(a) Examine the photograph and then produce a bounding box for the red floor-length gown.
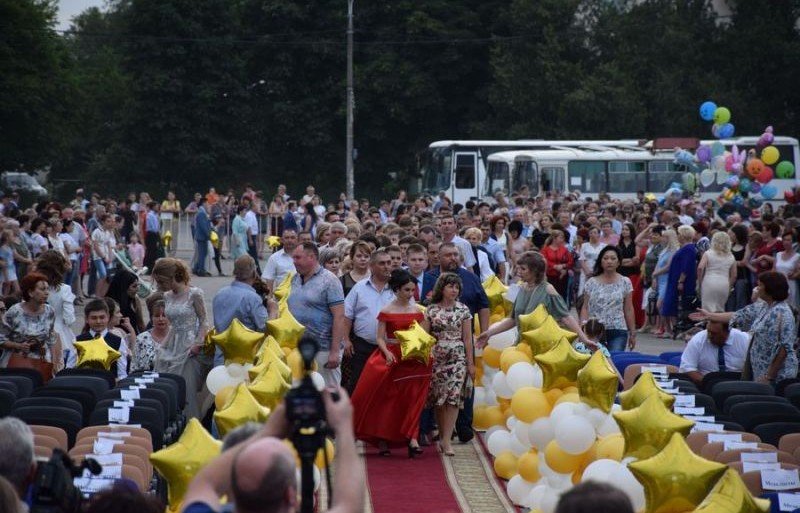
[351,311,431,446]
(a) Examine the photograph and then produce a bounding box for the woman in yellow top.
[160,191,181,255]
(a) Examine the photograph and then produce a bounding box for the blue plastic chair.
[659,351,683,362]
[668,355,683,367]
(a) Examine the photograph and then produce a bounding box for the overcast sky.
[57,0,105,31]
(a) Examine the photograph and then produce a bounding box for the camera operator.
[182,388,364,513]
[0,417,37,512]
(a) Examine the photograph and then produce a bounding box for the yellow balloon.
[521,316,577,356]
[273,271,293,301]
[534,339,590,391]
[693,468,770,513]
[150,418,222,508]
[500,347,530,372]
[162,230,172,248]
[517,451,541,482]
[396,321,436,365]
[254,335,284,364]
[74,336,121,371]
[286,349,307,380]
[563,385,578,395]
[267,235,282,248]
[249,344,292,384]
[613,394,695,460]
[618,372,675,410]
[483,275,510,314]
[518,304,549,333]
[483,347,502,368]
[214,385,236,410]
[761,145,780,166]
[266,308,305,349]
[483,406,506,428]
[629,433,727,513]
[210,318,265,365]
[555,392,580,405]
[577,351,619,413]
[544,440,587,474]
[473,406,490,430]
[489,313,505,325]
[248,363,290,409]
[516,343,533,360]
[544,388,564,405]
[493,450,518,480]
[510,387,551,423]
[213,383,271,436]
[314,438,336,468]
[595,434,625,461]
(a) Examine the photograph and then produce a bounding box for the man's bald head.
[231,438,297,513]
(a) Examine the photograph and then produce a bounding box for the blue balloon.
[750,182,762,194]
[732,195,744,206]
[739,178,752,193]
[761,184,778,199]
[699,101,717,121]
[725,176,740,189]
[719,123,735,138]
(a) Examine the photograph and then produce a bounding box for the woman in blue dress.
[661,226,697,335]
[230,205,249,259]
[652,229,678,337]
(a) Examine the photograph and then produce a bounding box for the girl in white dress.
[578,226,606,298]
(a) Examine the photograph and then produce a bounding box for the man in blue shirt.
[144,201,161,271]
[421,242,489,443]
[193,198,212,277]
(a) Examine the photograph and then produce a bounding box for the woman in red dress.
[541,228,573,301]
[351,269,430,458]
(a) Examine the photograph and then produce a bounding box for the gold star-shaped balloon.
[533,338,590,390]
[693,468,770,513]
[74,336,121,371]
[150,418,222,509]
[210,318,265,365]
[396,320,436,365]
[521,316,577,356]
[577,351,619,413]
[162,230,172,248]
[213,382,271,437]
[483,275,511,314]
[629,433,727,513]
[273,271,294,302]
[618,371,675,410]
[248,363,291,409]
[253,335,285,365]
[266,308,305,349]
[613,394,695,460]
[266,235,282,248]
[518,303,549,333]
[249,339,291,383]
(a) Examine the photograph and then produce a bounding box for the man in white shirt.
[679,320,749,385]
[439,214,476,270]
[263,229,298,290]
[244,201,261,274]
[301,185,315,206]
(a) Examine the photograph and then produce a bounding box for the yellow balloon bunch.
[213,382,271,436]
[74,336,121,370]
[209,318,265,365]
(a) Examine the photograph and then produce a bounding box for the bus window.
[421,148,451,192]
[454,153,476,189]
[487,161,510,195]
[568,161,606,193]
[648,161,686,193]
[608,161,646,193]
[514,161,538,195]
[541,167,565,194]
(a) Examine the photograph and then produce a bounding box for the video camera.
[284,335,337,513]
[31,449,101,513]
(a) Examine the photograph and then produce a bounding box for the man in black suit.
[76,299,131,380]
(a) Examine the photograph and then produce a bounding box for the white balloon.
[507,475,535,505]
[549,403,578,425]
[508,435,529,456]
[513,421,532,447]
[206,365,239,395]
[485,390,499,406]
[573,403,591,416]
[487,429,512,457]
[226,363,248,380]
[488,328,517,350]
[525,484,547,509]
[506,415,518,430]
[528,417,555,451]
[547,472,574,491]
[482,371,494,388]
[555,415,596,455]
[505,284,521,303]
[492,371,513,399]
[506,362,536,391]
[611,403,622,411]
[538,457,558,479]
[310,371,325,391]
[610,464,646,512]
[486,425,505,440]
[531,364,544,388]
[474,386,486,405]
[540,490,560,513]
[597,415,621,436]
[582,459,620,483]
[586,408,608,428]
[700,168,715,187]
[621,456,638,466]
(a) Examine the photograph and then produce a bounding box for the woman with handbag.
[0,272,62,379]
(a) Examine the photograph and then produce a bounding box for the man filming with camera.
[182,387,364,513]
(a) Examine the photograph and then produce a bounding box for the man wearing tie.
[406,243,429,301]
[679,320,749,385]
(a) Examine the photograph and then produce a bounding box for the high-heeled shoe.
[407,442,423,458]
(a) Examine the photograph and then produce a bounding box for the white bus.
[417,137,799,204]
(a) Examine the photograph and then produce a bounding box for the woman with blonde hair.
[698,231,736,312]
[151,258,210,418]
[652,229,679,336]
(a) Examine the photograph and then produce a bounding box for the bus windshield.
[486,161,510,196]
[421,148,451,193]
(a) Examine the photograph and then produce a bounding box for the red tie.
[414,285,420,301]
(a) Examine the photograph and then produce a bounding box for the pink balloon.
[756,166,774,184]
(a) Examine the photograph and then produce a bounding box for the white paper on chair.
[675,406,704,416]
[724,441,758,451]
[120,388,140,400]
[86,453,123,466]
[743,462,780,473]
[107,407,130,424]
[691,422,725,433]
[93,438,123,455]
[674,395,696,407]
[778,492,800,511]
[761,469,800,491]
[682,415,716,423]
[74,477,115,495]
[741,452,779,463]
[134,377,154,385]
[113,400,135,409]
[640,365,668,376]
[98,431,131,439]
[708,433,742,443]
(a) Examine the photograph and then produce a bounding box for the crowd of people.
[0,181,799,511]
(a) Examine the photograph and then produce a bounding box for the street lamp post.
[346,0,355,200]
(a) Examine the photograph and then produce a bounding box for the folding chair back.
[29,425,68,450]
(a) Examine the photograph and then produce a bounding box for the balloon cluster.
[699,100,735,139]
[474,306,769,513]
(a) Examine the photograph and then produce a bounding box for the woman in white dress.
[35,250,77,368]
[697,231,736,312]
[578,226,606,298]
[774,230,800,307]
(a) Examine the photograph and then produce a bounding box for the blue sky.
[57,0,105,31]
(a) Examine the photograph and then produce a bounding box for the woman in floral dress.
[131,299,170,372]
[421,272,474,456]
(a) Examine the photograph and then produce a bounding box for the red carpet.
[365,445,461,513]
